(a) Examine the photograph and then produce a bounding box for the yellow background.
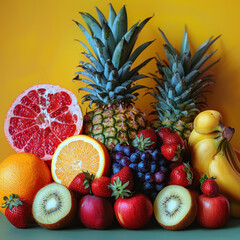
[1,0,240,161]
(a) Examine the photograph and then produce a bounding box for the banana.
[225,142,240,173]
[209,140,240,202]
[193,110,222,134]
[188,129,221,149]
[191,138,221,177]
[189,110,240,205]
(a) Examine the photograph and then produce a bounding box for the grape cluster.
[111,144,169,201]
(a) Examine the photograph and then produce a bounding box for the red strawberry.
[68,171,94,196]
[200,174,218,197]
[168,163,193,187]
[162,131,184,147]
[133,128,157,151]
[157,127,172,140]
[161,143,183,162]
[109,166,134,199]
[169,158,183,170]
[92,176,112,198]
[1,194,31,228]
[190,167,200,189]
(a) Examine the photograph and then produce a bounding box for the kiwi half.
[154,185,197,230]
[32,183,76,230]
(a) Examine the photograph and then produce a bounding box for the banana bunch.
[189,110,240,203]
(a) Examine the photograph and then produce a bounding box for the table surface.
[1,214,240,240]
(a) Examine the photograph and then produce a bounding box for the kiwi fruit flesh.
[32,183,76,230]
[154,185,197,230]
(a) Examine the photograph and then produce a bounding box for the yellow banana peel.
[189,110,240,210]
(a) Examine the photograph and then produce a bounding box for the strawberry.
[161,143,183,162]
[132,128,157,151]
[162,131,184,147]
[109,166,134,199]
[190,167,200,189]
[200,174,218,197]
[92,176,112,198]
[1,194,31,228]
[168,163,193,187]
[157,127,172,141]
[68,171,94,196]
[169,158,183,170]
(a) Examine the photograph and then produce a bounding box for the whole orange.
[0,153,52,215]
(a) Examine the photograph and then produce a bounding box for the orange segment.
[51,135,110,187]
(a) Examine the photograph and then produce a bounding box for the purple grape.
[112,162,120,168]
[159,166,168,174]
[145,173,155,183]
[138,161,150,173]
[113,152,125,162]
[143,182,154,192]
[152,149,161,161]
[130,152,140,163]
[129,163,138,171]
[150,163,159,173]
[140,151,152,161]
[155,183,166,192]
[154,171,165,183]
[115,143,125,152]
[159,158,167,166]
[120,156,131,166]
[113,165,122,174]
[123,145,136,156]
[146,149,154,155]
[137,172,145,181]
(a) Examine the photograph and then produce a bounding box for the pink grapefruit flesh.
[4,84,83,160]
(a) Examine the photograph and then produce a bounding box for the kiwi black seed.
[32,183,76,230]
[154,185,197,230]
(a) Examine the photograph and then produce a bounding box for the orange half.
[51,135,110,187]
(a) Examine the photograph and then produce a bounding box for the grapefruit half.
[4,84,83,160]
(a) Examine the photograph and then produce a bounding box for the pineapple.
[73,4,154,150]
[150,28,220,140]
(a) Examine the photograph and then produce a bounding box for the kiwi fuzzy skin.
[154,188,198,231]
[33,191,77,230]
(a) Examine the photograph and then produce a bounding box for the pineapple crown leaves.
[183,162,193,185]
[73,4,154,107]
[132,133,155,151]
[1,194,23,210]
[199,174,216,191]
[150,27,220,125]
[108,177,131,200]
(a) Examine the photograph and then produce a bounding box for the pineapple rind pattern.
[73,4,153,150]
[84,105,147,150]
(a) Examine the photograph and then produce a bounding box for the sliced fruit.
[0,153,52,215]
[154,185,197,230]
[32,183,76,230]
[51,135,110,187]
[4,84,83,160]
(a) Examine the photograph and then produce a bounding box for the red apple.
[114,194,153,229]
[78,195,114,229]
[197,194,230,228]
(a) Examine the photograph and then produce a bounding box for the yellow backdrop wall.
[1,0,240,161]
